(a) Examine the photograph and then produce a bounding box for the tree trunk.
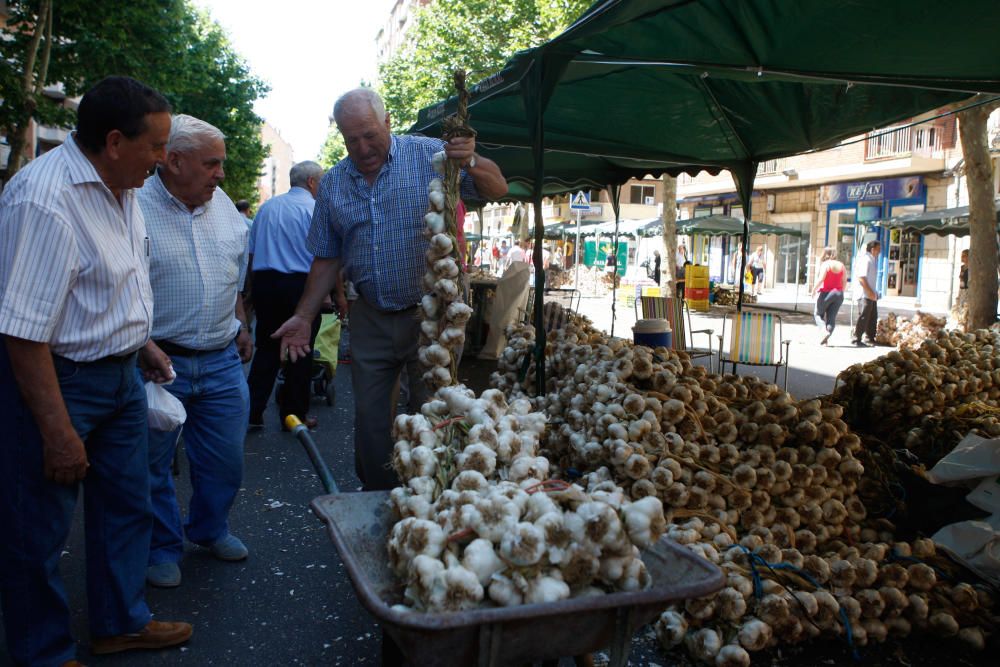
[7,0,53,176]
[958,101,1000,330]
[660,174,678,296]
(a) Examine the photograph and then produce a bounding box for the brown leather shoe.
[61,661,87,667]
[91,620,192,655]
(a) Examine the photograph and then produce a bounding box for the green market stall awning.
[414,1,997,178]
[668,215,803,238]
[881,201,1000,236]
[410,0,1000,388]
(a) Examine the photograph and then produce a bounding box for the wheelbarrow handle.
[285,414,339,494]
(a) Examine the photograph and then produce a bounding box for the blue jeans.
[0,342,152,666]
[814,290,844,334]
[149,341,249,565]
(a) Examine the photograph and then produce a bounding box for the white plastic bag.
[932,515,1000,587]
[926,433,1000,484]
[146,381,186,431]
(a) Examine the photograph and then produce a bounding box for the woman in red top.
[812,246,847,345]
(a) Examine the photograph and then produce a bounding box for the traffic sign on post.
[570,190,591,211]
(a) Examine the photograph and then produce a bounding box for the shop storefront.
[821,176,925,293]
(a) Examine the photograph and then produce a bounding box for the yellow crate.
[641,286,662,297]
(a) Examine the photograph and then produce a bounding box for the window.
[757,159,785,175]
[914,127,936,149]
[630,184,655,205]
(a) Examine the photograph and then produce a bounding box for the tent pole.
[525,62,547,396]
[609,184,622,338]
[734,163,759,313]
[574,206,582,289]
[794,240,801,312]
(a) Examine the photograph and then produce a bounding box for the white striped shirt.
[0,135,154,361]
[138,173,249,350]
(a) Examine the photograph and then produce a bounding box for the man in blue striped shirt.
[274,88,508,490]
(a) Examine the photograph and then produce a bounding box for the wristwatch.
[467,154,477,169]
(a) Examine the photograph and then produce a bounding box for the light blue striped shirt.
[138,173,249,350]
[249,186,315,274]
[0,135,154,361]
[307,135,478,311]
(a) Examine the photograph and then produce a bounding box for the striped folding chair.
[634,296,713,362]
[716,310,791,388]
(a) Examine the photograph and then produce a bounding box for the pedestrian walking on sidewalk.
[851,240,881,346]
[749,245,766,296]
[812,246,846,345]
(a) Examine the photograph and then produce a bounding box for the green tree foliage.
[2,1,268,203]
[317,125,346,170]
[378,0,591,130]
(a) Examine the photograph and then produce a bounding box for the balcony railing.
[865,124,942,160]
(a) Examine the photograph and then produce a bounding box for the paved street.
[582,283,939,399]
[0,289,966,666]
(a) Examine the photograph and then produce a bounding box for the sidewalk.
[573,285,909,400]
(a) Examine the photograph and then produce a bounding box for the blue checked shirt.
[138,173,249,350]
[307,135,478,311]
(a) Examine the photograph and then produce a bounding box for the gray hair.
[333,88,386,124]
[290,160,324,188]
[167,114,225,154]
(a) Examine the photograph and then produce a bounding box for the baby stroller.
[275,312,341,407]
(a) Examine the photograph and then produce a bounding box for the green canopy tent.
[665,215,807,308]
[486,144,717,292]
[880,201,1000,236]
[411,0,1000,390]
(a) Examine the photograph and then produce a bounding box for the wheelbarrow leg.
[608,607,636,667]
[477,622,502,667]
[542,655,594,667]
[380,629,406,667]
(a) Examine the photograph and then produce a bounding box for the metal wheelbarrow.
[287,416,724,666]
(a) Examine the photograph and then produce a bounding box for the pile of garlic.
[654,534,996,665]
[834,329,1000,460]
[875,311,947,349]
[417,154,473,391]
[386,383,667,612]
[498,315,870,545]
[491,309,995,662]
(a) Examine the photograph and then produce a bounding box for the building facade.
[256,121,294,205]
[672,110,999,311]
[375,0,433,65]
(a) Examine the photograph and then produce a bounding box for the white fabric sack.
[146,381,186,431]
[477,262,531,360]
[926,433,1000,484]
[932,515,1000,587]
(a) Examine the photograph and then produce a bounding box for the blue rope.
[839,606,862,662]
[736,545,765,599]
[732,544,861,660]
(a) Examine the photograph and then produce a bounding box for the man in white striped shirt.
[138,115,252,589]
[0,76,192,665]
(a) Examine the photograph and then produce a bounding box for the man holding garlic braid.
[273,87,507,490]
